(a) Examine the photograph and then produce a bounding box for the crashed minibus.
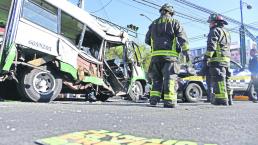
[0,0,147,102]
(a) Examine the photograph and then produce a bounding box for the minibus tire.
[17,68,62,102]
[128,81,143,102]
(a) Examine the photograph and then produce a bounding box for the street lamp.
[239,0,252,67]
[140,14,152,22]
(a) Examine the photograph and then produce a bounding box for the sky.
[69,0,258,49]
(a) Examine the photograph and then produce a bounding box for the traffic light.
[127,24,139,31]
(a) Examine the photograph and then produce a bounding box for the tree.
[105,45,123,60]
[137,45,151,72]
[105,43,151,72]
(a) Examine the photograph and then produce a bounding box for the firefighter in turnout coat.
[205,14,232,106]
[145,3,190,108]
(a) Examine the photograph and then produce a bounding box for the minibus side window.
[22,0,58,33]
[80,27,102,59]
[61,11,83,45]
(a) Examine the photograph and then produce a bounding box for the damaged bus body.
[0,0,147,102]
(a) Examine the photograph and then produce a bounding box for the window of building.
[22,0,58,33]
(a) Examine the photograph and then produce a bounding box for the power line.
[173,0,258,31]
[117,0,158,16]
[130,0,215,36]
[132,0,159,10]
[128,0,254,42]
[173,1,207,19]
[140,0,160,7]
[131,0,253,42]
[90,0,113,13]
[92,14,138,38]
[99,0,111,20]
[132,0,208,24]
[221,7,240,14]
[189,27,244,43]
[120,0,208,31]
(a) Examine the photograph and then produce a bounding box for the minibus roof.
[45,0,128,43]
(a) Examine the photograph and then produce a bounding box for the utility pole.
[78,0,85,9]
[239,0,252,67]
[239,0,246,66]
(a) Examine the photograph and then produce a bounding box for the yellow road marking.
[36,130,217,145]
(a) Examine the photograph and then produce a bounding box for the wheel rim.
[189,87,200,98]
[131,83,142,99]
[32,72,55,95]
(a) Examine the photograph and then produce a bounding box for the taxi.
[177,59,255,102]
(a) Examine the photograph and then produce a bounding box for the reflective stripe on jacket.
[205,27,231,66]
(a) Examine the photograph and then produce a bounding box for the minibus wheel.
[18,68,62,102]
[128,81,143,102]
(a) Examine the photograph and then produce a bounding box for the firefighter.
[205,14,232,106]
[145,3,190,108]
[248,48,258,103]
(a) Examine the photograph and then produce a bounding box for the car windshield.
[191,58,247,75]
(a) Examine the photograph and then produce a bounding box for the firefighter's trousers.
[149,60,179,102]
[209,66,232,100]
[200,61,212,101]
[206,73,212,101]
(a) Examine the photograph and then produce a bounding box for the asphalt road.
[0,99,258,145]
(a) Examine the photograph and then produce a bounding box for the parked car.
[177,57,256,102]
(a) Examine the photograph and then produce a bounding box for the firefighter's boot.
[206,90,211,102]
[149,96,160,106]
[252,93,258,103]
[210,92,229,106]
[212,98,229,106]
[228,94,233,105]
[210,93,215,104]
[163,100,176,108]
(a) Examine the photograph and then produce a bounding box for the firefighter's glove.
[186,54,190,63]
[203,57,210,66]
[182,51,190,63]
